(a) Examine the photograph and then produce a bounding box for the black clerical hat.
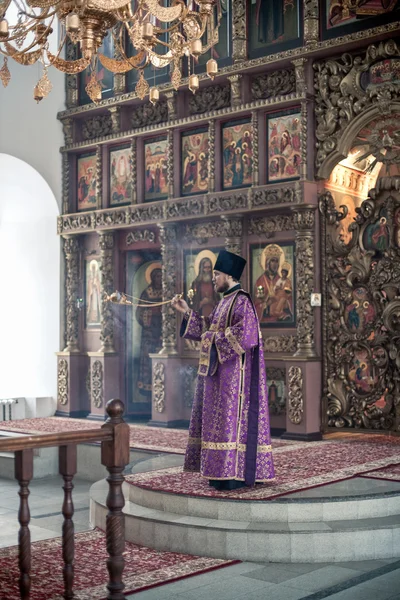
[214,250,246,280]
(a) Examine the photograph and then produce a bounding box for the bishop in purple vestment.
[172,250,275,490]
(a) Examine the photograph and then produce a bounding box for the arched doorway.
[0,154,60,408]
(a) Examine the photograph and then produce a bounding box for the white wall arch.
[0,153,60,406]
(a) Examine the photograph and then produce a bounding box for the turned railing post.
[59,444,77,600]
[15,449,34,600]
[101,399,130,600]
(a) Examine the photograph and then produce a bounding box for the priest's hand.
[171,295,189,314]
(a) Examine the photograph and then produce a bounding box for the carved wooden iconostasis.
[56,2,400,440]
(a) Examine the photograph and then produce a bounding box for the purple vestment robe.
[182,288,275,484]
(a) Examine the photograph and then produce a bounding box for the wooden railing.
[0,398,130,600]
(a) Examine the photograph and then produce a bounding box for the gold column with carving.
[108,106,121,135]
[232,0,247,62]
[292,205,317,358]
[62,153,70,215]
[304,0,319,48]
[158,223,178,355]
[63,235,80,353]
[167,130,174,200]
[227,74,243,108]
[98,231,115,353]
[130,138,137,204]
[251,110,259,187]
[95,145,102,210]
[165,90,178,121]
[208,120,216,193]
[222,215,243,256]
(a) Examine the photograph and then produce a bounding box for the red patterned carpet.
[126,437,400,500]
[0,530,238,600]
[0,417,296,455]
[0,417,189,454]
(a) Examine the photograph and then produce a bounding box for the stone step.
[90,480,400,563]
[122,481,400,523]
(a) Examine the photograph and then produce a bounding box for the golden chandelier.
[0,0,221,103]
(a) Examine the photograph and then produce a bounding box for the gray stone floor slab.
[242,563,304,584]
[283,565,363,593]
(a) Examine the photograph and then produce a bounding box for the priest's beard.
[215,280,230,294]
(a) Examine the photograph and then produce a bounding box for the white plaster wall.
[0,50,65,406]
[0,59,65,209]
[0,154,60,401]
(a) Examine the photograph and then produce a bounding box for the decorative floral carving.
[130,100,168,128]
[57,359,68,406]
[128,204,164,224]
[126,230,155,245]
[208,120,216,193]
[165,198,204,219]
[63,236,80,353]
[82,115,113,140]
[91,360,104,408]
[314,40,400,172]
[188,84,230,115]
[99,231,115,353]
[263,336,297,354]
[159,224,177,354]
[183,221,225,244]
[153,362,165,413]
[251,185,302,207]
[207,192,248,214]
[95,146,102,209]
[251,69,296,100]
[179,365,198,408]
[95,210,126,228]
[248,215,295,236]
[288,366,304,424]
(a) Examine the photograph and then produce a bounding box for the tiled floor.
[1,451,400,600]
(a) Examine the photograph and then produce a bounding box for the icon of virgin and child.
[254,243,294,324]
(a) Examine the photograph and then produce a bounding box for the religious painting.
[267,110,301,182]
[77,153,97,211]
[181,128,209,196]
[85,259,101,328]
[144,137,168,202]
[345,288,376,333]
[198,0,231,70]
[251,242,295,327]
[109,146,133,206]
[266,367,286,416]
[363,209,389,252]
[329,190,362,245]
[321,0,400,40]
[248,0,301,59]
[79,30,114,105]
[126,251,163,411]
[346,346,379,396]
[222,119,253,190]
[184,249,222,318]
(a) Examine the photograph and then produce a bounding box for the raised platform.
[90,474,400,563]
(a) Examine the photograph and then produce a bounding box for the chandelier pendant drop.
[0,0,221,104]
